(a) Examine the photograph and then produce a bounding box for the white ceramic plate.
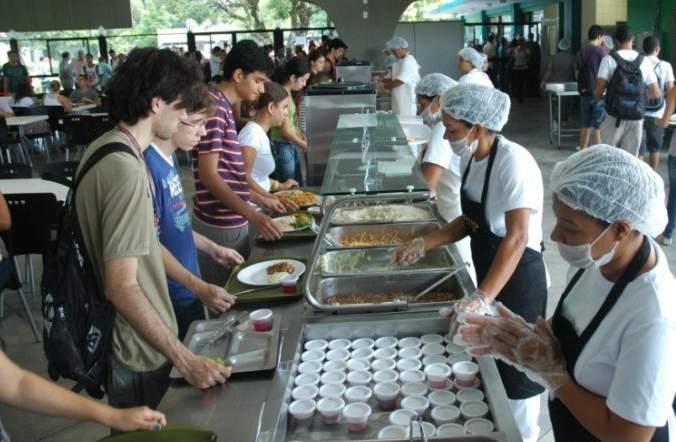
[237,259,306,286]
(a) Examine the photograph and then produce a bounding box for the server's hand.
[459,303,570,393]
[390,237,426,266]
[447,289,493,338]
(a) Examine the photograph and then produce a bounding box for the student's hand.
[197,282,236,313]
[207,244,244,268]
[278,179,299,191]
[280,198,299,213]
[107,406,167,432]
[261,197,287,214]
[180,354,232,389]
[251,212,283,241]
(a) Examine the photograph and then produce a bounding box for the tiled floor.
[1,94,674,441]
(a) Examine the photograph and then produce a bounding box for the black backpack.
[41,142,135,399]
[605,52,647,121]
[645,59,666,113]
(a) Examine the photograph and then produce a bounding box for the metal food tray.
[328,202,437,226]
[324,222,441,249]
[169,312,281,379]
[255,314,522,442]
[306,270,470,313]
[319,247,454,278]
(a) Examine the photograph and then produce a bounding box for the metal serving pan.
[328,202,437,226]
[254,314,522,442]
[169,312,281,379]
[324,221,441,249]
[319,246,454,278]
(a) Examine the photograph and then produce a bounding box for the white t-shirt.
[238,121,275,192]
[597,49,658,86]
[392,54,421,117]
[644,55,675,118]
[0,96,12,114]
[422,121,462,221]
[11,97,33,108]
[458,69,494,87]
[209,55,223,77]
[43,93,62,107]
[460,136,543,251]
[561,241,676,431]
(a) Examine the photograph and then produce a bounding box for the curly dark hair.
[105,47,203,125]
[222,40,274,81]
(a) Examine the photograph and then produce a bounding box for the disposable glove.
[391,237,426,266]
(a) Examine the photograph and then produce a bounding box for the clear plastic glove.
[459,303,571,393]
[447,289,494,338]
[390,237,426,266]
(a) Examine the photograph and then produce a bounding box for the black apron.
[549,236,669,441]
[460,137,547,399]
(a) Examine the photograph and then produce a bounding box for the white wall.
[394,21,465,80]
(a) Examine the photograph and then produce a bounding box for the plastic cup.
[351,347,375,361]
[323,360,347,373]
[400,395,430,416]
[326,348,350,362]
[396,358,422,372]
[288,399,316,425]
[317,396,345,425]
[250,309,273,332]
[399,369,425,384]
[298,360,322,375]
[373,369,399,384]
[371,358,396,372]
[328,338,351,351]
[460,401,489,419]
[294,372,320,387]
[373,382,401,411]
[421,343,445,357]
[319,383,345,399]
[424,363,451,389]
[447,353,472,365]
[304,339,328,352]
[373,347,397,360]
[351,337,375,350]
[292,384,319,401]
[345,385,372,403]
[342,402,372,432]
[453,361,479,387]
[377,425,408,440]
[464,417,495,435]
[420,333,444,345]
[347,358,370,372]
[422,355,447,367]
[347,369,372,387]
[445,341,465,355]
[398,347,422,360]
[281,274,299,294]
[436,423,466,437]
[400,382,428,398]
[388,408,417,427]
[457,388,485,403]
[321,370,347,385]
[301,349,325,363]
[431,405,461,425]
[454,377,481,390]
[374,336,398,349]
[398,337,421,349]
[307,206,322,223]
[428,390,456,407]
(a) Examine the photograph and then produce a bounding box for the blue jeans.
[664,155,676,239]
[272,141,304,186]
[173,298,206,341]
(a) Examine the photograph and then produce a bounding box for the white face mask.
[421,103,441,127]
[449,127,478,156]
[557,225,619,269]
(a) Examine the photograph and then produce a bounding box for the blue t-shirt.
[145,145,200,305]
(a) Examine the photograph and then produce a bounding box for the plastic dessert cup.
[424,363,451,389]
[250,309,273,332]
[452,361,479,387]
[288,399,316,425]
[317,396,345,425]
[373,382,401,411]
[431,405,461,425]
[342,402,372,432]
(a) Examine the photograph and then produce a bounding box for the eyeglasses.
[180,119,207,129]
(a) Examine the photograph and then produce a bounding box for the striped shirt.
[192,87,250,228]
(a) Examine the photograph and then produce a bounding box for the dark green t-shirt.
[1,63,28,94]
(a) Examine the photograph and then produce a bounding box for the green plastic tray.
[98,426,216,442]
[225,256,306,304]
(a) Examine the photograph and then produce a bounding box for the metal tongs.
[207,311,249,344]
[396,262,470,303]
[408,414,429,442]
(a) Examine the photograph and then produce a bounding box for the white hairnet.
[415,73,458,98]
[389,37,408,49]
[458,47,484,69]
[441,83,511,131]
[558,38,571,51]
[550,145,667,237]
